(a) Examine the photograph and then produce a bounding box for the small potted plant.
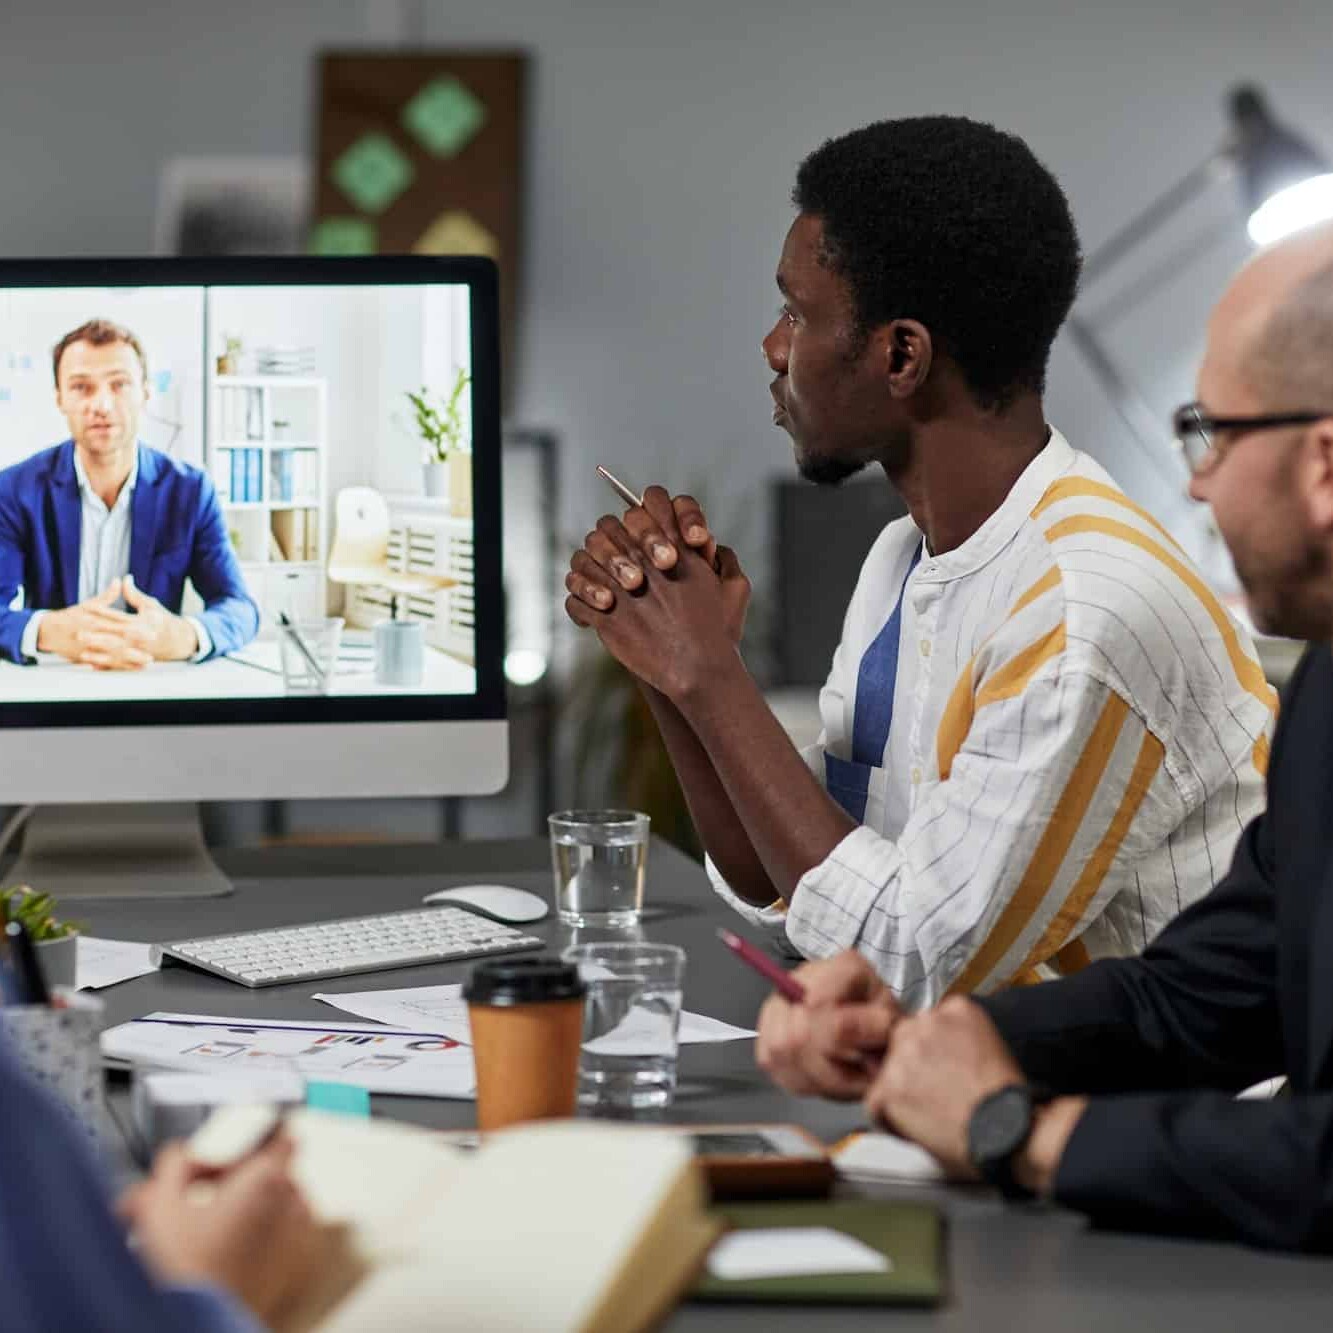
[4,886,81,989]
[405,367,471,502]
[217,334,243,376]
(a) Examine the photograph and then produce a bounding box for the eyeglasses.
[1171,401,1332,475]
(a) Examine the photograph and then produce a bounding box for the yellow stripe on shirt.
[1030,476,1186,554]
[974,624,1066,711]
[1007,565,1062,618]
[946,691,1130,996]
[1253,732,1271,777]
[936,662,974,783]
[1006,725,1164,984]
[1042,514,1277,715]
[936,568,1063,781]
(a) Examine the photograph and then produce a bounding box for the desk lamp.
[1071,84,1332,474]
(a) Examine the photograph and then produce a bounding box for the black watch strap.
[969,1083,1038,1201]
[982,1144,1036,1201]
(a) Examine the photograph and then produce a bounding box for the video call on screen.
[0,283,478,705]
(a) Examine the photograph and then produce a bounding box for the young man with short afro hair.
[565,116,1273,1002]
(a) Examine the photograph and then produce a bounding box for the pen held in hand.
[596,464,644,509]
[717,927,806,1003]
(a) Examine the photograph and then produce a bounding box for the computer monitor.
[0,256,506,897]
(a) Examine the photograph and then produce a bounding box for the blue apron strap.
[851,542,923,764]
[825,542,923,821]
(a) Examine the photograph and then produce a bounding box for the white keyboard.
[156,906,545,988]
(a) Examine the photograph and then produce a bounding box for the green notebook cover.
[691,1198,945,1307]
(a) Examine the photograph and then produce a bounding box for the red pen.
[717,928,805,1002]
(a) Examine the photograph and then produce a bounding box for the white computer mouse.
[422,883,550,924]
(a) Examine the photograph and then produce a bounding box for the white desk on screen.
[0,642,475,703]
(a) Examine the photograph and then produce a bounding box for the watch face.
[969,1085,1032,1166]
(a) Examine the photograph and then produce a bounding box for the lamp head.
[1229,85,1333,245]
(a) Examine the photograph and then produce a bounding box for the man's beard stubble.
[1240,537,1333,641]
[797,453,866,486]
[794,421,911,487]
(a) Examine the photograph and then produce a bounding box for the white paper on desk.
[677,1011,756,1043]
[76,937,159,990]
[314,984,757,1046]
[707,1227,891,1281]
[100,1012,476,1099]
[314,985,473,1041]
[832,1131,946,1184]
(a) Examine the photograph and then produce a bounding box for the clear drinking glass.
[277,616,343,695]
[562,942,685,1112]
[547,810,649,928]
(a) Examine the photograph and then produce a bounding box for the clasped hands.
[36,574,198,669]
[564,486,751,702]
[755,951,1086,1189]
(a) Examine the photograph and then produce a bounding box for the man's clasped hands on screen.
[37,574,205,670]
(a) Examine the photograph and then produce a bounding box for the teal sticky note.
[330,132,414,214]
[309,216,378,256]
[306,1081,371,1117]
[401,76,486,157]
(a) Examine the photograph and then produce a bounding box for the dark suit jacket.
[0,441,259,663]
[981,642,1333,1250]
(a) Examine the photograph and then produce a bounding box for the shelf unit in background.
[207,374,328,634]
[341,494,476,665]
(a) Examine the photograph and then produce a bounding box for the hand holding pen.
[749,947,901,1102]
[593,466,719,575]
[566,465,749,639]
[718,928,806,1001]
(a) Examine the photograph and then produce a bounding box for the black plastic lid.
[463,956,586,1006]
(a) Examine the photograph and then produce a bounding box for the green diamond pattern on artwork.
[309,217,378,255]
[401,76,487,157]
[331,133,414,213]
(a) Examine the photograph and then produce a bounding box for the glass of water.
[562,942,685,1112]
[548,810,649,928]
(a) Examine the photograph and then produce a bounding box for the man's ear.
[1301,420,1333,537]
[881,319,933,399]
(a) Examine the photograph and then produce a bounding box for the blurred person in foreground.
[0,1029,335,1330]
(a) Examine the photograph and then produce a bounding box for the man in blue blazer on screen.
[0,318,258,668]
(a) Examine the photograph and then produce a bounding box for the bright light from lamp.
[1247,173,1333,245]
[504,649,547,686]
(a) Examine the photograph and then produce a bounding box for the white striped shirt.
[708,430,1275,1007]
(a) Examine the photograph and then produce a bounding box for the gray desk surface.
[76,836,1333,1330]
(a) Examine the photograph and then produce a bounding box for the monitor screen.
[0,257,505,802]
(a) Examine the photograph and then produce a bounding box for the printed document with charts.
[100,1013,476,1097]
[191,1108,720,1333]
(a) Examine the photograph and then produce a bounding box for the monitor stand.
[4,803,234,899]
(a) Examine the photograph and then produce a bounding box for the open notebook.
[190,1108,720,1333]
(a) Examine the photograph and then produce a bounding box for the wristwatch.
[967,1083,1037,1200]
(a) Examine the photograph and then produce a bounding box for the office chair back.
[328,486,392,583]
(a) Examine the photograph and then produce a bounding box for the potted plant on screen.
[406,367,471,505]
[4,887,82,989]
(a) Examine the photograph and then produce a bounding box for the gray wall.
[5,0,1331,581]
[3,0,1329,835]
